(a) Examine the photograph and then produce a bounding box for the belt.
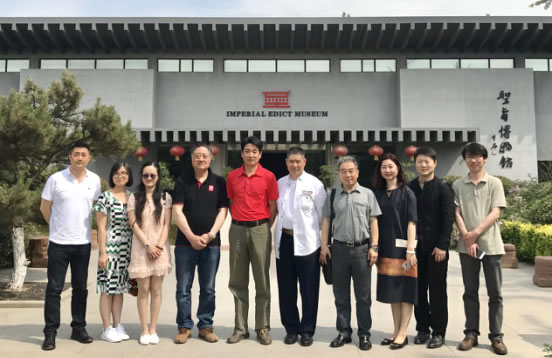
[333,239,370,247]
[231,219,268,227]
[282,228,294,236]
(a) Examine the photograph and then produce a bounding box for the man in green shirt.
[453,143,507,356]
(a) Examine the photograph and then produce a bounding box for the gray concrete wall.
[0,73,20,95]
[400,69,538,180]
[533,72,552,161]
[19,69,155,128]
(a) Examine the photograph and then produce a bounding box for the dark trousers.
[175,246,220,330]
[414,248,449,337]
[276,233,320,335]
[459,253,504,340]
[331,242,372,337]
[44,242,91,335]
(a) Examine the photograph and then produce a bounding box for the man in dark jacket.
[408,147,455,349]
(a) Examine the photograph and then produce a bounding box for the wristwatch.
[371,245,379,252]
[208,232,216,240]
[145,243,150,248]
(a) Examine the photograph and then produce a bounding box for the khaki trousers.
[228,223,271,333]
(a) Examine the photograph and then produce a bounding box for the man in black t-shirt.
[172,143,229,344]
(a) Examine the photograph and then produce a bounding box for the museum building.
[1,16,551,184]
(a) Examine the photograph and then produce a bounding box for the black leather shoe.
[71,328,93,344]
[381,338,394,346]
[359,336,372,351]
[390,337,408,350]
[284,334,298,344]
[330,333,352,347]
[414,331,430,344]
[300,334,313,346]
[427,334,444,349]
[42,334,56,351]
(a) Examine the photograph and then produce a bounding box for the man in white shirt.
[275,146,326,346]
[39,141,101,351]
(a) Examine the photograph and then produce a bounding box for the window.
[124,59,148,69]
[224,60,247,72]
[431,59,460,69]
[40,59,67,69]
[158,59,179,72]
[6,59,30,72]
[96,59,124,69]
[248,60,276,72]
[460,59,489,69]
[0,60,5,72]
[490,59,514,69]
[362,59,375,72]
[375,59,396,72]
[525,59,548,71]
[306,60,330,72]
[340,59,361,72]
[180,59,193,72]
[68,59,95,69]
[193,59,214,72]
[407,59,430,69]
[277,60,304,72]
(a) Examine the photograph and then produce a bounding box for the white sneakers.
[101,324,130,343]
[101,325,122,343]
[139,332,159,345]
[115,324,130,341]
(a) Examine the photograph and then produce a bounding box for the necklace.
[386,190,393,197]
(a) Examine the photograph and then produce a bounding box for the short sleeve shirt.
[172,170,229,246]
[41,168,101,245]
[226,164,279,221]
[322,183,382,244]
[453,173,507,255]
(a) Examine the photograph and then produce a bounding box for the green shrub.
[495,176,515,196]
[319,164,336,189]
[222,166,234,180]
[527,193,552,225]
[443,175,461,186]
[501,220,552,262]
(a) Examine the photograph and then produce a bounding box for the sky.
[0,0,550,18]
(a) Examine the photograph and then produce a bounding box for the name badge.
[302,190,313,195]
[208,185,214,192]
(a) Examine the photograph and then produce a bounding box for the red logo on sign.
[263,91,291,108]
[208,185,214,192]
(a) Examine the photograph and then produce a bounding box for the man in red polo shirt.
[226,136,278,345]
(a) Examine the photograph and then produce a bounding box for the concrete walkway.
[1,218,551,357]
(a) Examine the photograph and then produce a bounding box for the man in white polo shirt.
[39,141,101,351]
[275,146,326,346]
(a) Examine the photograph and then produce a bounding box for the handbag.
[321,188,336,285]
[128,279,138,297]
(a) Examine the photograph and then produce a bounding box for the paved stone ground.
[0,217,551,357]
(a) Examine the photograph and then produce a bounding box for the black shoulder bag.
[321,188,336,285]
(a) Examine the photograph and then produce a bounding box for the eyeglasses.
[142,174,157,180]
[113,172,128,178]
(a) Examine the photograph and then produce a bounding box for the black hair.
[287,146,305,158]
[240,136,263,152]
[414,146,437,162]
[191,142,212,156]
[71,140,90,153]
[134,161,162,228]
[108,161,134,188]
[461,142,488,159]
[372,153,408,190]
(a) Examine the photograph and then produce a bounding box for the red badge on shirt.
[208,185,214,192]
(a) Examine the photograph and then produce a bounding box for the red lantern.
[368,145,384,160]
[135,146,148,162]
[170,145,185,161]
[405,145,417,161]
[332,145,348,157]
[210,144,220,157]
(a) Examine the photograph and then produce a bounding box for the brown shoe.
[491,338,508,355]
[458,335,478,351]
[257,329,272,345]
[226,330,250,344]
[199,327,219,343]
[174,328,191,344]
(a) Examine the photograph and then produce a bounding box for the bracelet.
[406,250,416,254]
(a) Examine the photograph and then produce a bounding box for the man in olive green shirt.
[453,143,507,356]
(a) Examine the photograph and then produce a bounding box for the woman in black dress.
[373,153,418,350]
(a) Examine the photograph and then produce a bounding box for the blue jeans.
[175,246,220,330]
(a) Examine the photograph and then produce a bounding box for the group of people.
[39,138,509,356]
